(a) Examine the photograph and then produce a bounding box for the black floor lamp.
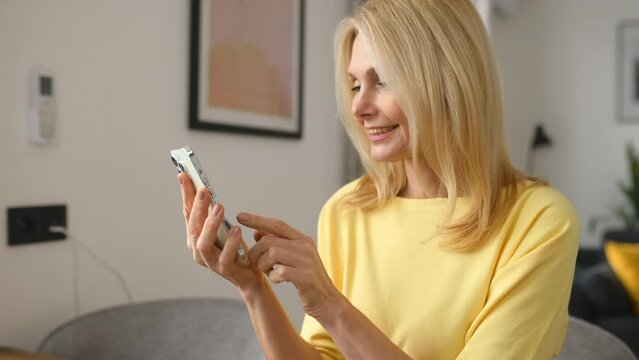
[526,124,552,174]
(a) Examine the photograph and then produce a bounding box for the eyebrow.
[347,67,379,81]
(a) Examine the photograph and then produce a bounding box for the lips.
[367,125,399,134]
[366,125,399,142]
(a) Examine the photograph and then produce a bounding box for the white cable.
[49,226,134,316]
[70,233,81,316]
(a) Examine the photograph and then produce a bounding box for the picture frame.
[189,0,304,138]
[617,20,639,122]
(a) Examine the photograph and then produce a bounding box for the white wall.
[492,0,639,247]
[0,0,347,351]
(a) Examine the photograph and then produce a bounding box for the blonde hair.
[335,0,545,251]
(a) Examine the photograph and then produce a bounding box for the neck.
[399,159,448,199]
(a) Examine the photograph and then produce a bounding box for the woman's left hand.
[237,212,343,319]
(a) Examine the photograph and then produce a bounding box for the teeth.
[368,126,397,134]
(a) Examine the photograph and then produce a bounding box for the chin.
[370,148,406,162]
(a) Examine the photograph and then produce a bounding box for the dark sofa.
[569,231,639,356]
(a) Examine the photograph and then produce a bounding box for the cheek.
[380,96,408,126]
[396,116,411,149]
[387,104,409,138]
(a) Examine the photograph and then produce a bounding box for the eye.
[350,85,361,92]
[377,82,388,89]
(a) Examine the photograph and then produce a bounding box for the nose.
[351,89,377,120]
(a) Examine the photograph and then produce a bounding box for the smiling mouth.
[367,125,399,134]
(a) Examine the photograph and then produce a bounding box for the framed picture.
[189,0,304,138]
[617,20,639,122]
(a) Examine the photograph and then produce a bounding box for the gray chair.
[38,302,634,360]
[557,316,637,360]
[37,298,264,360]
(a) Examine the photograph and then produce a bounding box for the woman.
[178,0,579,358]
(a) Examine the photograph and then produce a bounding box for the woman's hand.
[237,212,344,319]
[178,173,261,290]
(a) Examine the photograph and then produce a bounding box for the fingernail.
[237,213,247,222]
[178,177,183,186]
[198,190,206,200]
[213,204,222,216]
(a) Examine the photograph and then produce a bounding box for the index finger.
[178,173,198,237]
[236,212,304,240]
[178,173,196,210]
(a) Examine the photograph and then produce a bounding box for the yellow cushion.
[604,240,639,314]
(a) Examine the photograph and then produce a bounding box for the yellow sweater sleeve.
[457,197,580,359]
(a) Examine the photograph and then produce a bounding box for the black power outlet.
[7,205,67,246]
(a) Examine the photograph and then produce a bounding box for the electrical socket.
[7,205,67,246]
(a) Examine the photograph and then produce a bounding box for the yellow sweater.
[300,180,580,360]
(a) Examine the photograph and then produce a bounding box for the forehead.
[347,36,375,78]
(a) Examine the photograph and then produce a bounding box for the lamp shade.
[531,124,552,149]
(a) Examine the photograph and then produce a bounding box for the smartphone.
[171,146,244,257]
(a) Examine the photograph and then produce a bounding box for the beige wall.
[0,0,347,351]
[493,0,639,246]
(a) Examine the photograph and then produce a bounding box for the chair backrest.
[556,316,637,360]
[603,230,639,245]
[37,298,264,360]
